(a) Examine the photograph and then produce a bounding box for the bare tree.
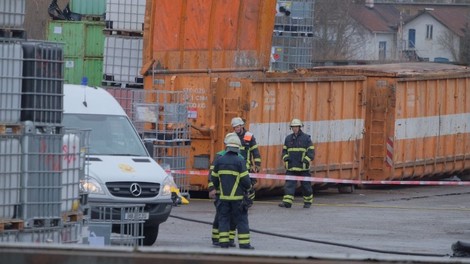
[460,21,470,65]
[313,0,362,61]
[437,29,459,61]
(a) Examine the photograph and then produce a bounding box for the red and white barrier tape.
[167,169,470,186]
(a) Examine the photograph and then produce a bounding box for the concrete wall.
[24,0,69,40]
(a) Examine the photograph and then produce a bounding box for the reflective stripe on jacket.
[208,150,244,193]
[237,129,262,168]
[211,151,251,201]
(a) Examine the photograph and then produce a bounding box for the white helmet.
[290,118,303,127]
[231,117,244,127]
[224,132,241,148]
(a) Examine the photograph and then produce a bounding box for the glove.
[240,195,253,211]
[250,178,258,185]
[208,189,216,199]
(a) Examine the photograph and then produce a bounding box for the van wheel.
[143,225,159,246]
[338,184,355,194]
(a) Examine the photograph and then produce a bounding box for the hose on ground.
[169,214,449,258]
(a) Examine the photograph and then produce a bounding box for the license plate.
[124,212,149,220]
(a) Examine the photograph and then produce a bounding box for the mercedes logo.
[130,183,142,197]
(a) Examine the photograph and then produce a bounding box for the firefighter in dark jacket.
[231,117,262,177]
[211,133,254,249]
[208,133,242,247]
[279,118,315,209]
[232,117,260,201]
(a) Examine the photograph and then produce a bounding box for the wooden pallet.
[101,80,144,89]
[81,14,105,21]
[62,211,83,223]
[0,28,26,39]
[0,219,24,232]
[0,124,22,135]
[103,29,143,37]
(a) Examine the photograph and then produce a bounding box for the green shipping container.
[64,57,103,87]
[47,21,105,58]
[69,0,106,16]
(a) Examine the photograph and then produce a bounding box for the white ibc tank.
[0,42,23,123]
[103,36,143,84]
[0,0,25,28]
[0,136,21,219]
[106,0,145,31]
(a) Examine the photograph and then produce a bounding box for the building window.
[426,24,433,39]
[379,41,386,61]
[408,29,416,48]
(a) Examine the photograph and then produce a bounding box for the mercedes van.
[62,84,173,245]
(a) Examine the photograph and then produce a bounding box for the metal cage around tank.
[87,203,145,246]
[271,0,315,71]
[134,88,191,197]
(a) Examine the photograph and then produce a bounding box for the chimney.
[365,0,374,8]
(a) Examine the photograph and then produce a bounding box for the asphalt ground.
[155,184,470,261]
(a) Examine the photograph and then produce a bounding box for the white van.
[62,84,173,245]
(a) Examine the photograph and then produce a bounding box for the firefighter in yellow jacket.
[279,118,315,209]
[211,133,254,249]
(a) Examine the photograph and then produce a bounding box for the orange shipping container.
[142,0,276,74]
[249,74,367,191]
[308,63,470,180]
[144,73,368,192]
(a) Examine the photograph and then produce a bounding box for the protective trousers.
[282,170,313,206]
[217,200,251,247]
[212,199,236,245]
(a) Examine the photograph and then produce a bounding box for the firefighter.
[231,117,260,201]
[211,133,254,249]
[208,133,241,247]
[279,118,315,209]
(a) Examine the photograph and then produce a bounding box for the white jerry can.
[62,133,81,212]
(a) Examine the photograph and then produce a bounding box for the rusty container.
[249,73,367,190]
[308,63,470,180]
[143,72,367,192]
[140,0,278,190]
[142,0,276,75]
[145,74,253,190]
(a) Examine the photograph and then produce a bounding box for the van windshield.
[63,114,148,156]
